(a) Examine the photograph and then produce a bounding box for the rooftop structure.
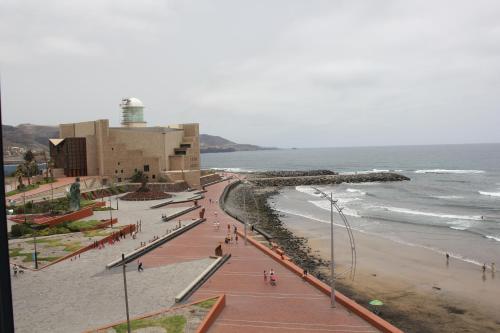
[120,97,146,128]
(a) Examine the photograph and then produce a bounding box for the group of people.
[264,269,277,286]
[12,264,24,276]
[446,253,496,276]
[224,223,239,244]
[482,262,495,274]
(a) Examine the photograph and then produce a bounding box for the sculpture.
[69,177,81,211]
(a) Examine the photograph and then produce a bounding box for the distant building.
[49,97,201,188]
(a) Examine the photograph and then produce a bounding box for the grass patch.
[25,238,82,252]
[6,184,39,197]
[113,315,186,333]
[93,206,115,211]
[195,297,217,309]
[9,247,34,263]
[83,229,111,237]
[66,220,101,232]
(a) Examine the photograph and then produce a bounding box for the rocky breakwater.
[249,172,410,187]
[254,169,338,178]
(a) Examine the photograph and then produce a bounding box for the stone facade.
[51,119,201,188]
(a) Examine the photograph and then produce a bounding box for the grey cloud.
[1,0,499,147]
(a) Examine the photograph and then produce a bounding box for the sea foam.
[415,169,485,174]
[346,188,367,195]
[432,195,464,199]
[374,205,482,221]
[485,235,500,242]
[479,191,500,197]
[309,200,361,217]
[295,186,323,197]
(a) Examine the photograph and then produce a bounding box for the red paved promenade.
[141,178,387,333]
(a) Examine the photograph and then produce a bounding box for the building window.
[152,174,156,179]
[118,177,122,182]
[144,165,150,172]
[118,162,120,165]
[134,168,137,172]
[121,169,123,173]
[111,147,114,151]
[115,170,118,174]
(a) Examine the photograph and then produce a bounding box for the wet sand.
[283,213,500,333]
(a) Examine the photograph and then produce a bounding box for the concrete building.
[49,98,201,188]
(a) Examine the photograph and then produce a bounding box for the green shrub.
[10,224,33,237]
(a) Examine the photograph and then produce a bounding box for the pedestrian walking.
[138,262,144,272]
[270,273,277,286]
[13,264,18,277]
[264,270,268,283]
[235,234,239,244]
[482,263,486,273]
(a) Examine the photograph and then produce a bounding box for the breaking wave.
[373,205,483,221]
[309,200,361,218]
[346,188,367,195]
[415,169,485,174]
[485,235,500,242]
[432,195,464,199]
[479,191,500,197]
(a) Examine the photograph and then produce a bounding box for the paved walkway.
[141,179,381,333]
[10,195,214,333]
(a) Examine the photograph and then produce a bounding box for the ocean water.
[202,144,500,265]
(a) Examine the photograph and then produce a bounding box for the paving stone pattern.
[11,194,215,333]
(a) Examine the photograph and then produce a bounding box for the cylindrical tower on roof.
[120,97,147,128]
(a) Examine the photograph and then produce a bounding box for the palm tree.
[15,165,26,189]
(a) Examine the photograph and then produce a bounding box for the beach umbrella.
[369,299,384,306]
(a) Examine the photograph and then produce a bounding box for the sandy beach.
[283,213,500,332]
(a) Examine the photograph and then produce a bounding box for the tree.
[130,170,149,192]
[18,150,39,185]
[130,170,147,183]
[14,165,25,189]
[23,150,34,163]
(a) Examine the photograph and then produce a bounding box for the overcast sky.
[1,1,500,148]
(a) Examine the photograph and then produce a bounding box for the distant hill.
[1,124,275,154]
[199,134,276,153]
[2,124,58,152]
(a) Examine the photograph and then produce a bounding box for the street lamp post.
[243,188,247,245]
[329,192,335,308]
[313,188,336,308]
[33,228,38,270]
[109,197,113,228]
[121,254,131,333]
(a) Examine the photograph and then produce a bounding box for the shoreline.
[222,180,500,333]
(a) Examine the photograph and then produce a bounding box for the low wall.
[83,295,225,333]
[200,174,222,186]
[10,207,94,227]
[125,182,188,192]
[196,294,226,333]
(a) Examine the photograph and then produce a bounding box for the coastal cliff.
[248,171,410,187]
